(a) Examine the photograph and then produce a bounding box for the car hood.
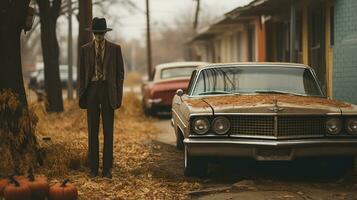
[188,94,354,115]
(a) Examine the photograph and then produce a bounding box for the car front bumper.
[184,138,357,161]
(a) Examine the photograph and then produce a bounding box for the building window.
[248,26,255,62]
[236,32,242,61]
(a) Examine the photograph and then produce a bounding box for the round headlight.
[346,118,357,134]
[192,117,209,135]
[212,117,230,135]
[326,118,342,135]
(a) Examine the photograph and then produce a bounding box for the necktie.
[96,43,104,80]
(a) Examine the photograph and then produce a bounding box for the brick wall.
[333,0,357,103]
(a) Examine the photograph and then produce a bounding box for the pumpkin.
[20,173,49,200]
[12,176,26,183]
[0,178,10,198]
[3,178,31,200]
[12,171,26,183]
[49,179,78,200]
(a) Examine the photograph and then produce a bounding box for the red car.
[142,62,207,116]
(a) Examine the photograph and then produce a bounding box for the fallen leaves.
[32,92,201,199]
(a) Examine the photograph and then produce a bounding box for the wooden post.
[146,0,153,81]
[257,16,266,62]
[290,1,296,63]
[302,1,309,65]
[193,0,200,30]
[325,1,334,98]
[67,0,73,100]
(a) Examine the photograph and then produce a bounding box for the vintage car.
[142,61,207,115]
[29,65,78,90]
[171,63,357,176]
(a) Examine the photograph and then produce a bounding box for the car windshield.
[192,66,323,97]
[161,66,196,79]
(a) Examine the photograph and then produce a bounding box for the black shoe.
[90,170,98,178]
[102,170,112,179]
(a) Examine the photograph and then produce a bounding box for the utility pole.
[131,42,136,72]
[67,0,74,100]
[146,0,153,80]
[193,0,200,30]
[289,1,296,63]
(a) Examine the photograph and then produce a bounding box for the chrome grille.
[230,116,275,137]
[278,116,325,137]
[229,115,326,138]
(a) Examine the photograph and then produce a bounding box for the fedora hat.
[86,17,112,33]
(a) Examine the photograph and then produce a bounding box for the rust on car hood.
[186,94,353,114]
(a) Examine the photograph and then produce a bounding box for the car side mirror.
[176,89,184,97]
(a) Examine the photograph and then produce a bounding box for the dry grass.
[124,71,143,87]
[32,92,201,199]
[0,90,38,176]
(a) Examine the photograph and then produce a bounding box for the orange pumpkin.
[0,178,10,198]
[3,178,31,200]
[20,173,49,200]
[12,171,26,183]
[12,176,26,183]
[49,179,78,200]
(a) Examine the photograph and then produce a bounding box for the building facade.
[333,0,357,104]
[189,0,357,103]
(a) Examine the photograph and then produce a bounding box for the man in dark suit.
[78,17,124,179]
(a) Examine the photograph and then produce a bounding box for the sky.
[92,0,253,41]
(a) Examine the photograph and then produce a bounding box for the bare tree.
[36,0,64,112]
[0,0,31,107]
[76,0,92,95]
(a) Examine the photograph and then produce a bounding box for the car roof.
[155,61,209,70]
[196,62,311,70]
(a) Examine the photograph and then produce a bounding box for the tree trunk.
[0,0,30,108]
[37,0,64,112]
[77,0,93,95]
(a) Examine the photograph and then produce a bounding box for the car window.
[192,66,322,97]
[161,66,196,80]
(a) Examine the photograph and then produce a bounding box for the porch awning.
[226,0,291,18]
[187,16,254,44]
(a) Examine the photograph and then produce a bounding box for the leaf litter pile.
[32,92,201,199]
[0,89,38,176]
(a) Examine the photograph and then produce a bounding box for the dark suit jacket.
[78,40,125,110]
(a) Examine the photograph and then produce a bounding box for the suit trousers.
[86,80,114,172]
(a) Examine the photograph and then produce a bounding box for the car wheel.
[184,145,207,177]
[143,106,151,116]
[175,130,184,150]
[142,100,153,116]
[176,137,184,150]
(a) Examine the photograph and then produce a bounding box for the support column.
[146,0,153,80]
[325,1,333,98]
[290,1,297,63]
[302,1,309,65]
[257,16,266,62]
